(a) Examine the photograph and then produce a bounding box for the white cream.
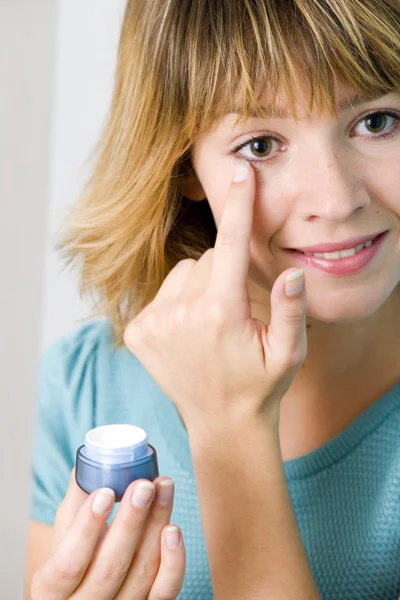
[84,424,151,463]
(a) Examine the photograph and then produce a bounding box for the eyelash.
[228,110,400,167]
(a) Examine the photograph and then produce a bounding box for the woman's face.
[183,77,400,324]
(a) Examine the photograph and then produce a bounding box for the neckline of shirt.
[116,335,400,482]
[156,378,400,482]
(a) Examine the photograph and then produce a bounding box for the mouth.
[286,230,388,255]
[293,231,387,256]
[282,230,389,276]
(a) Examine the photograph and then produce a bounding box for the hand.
[30,468,186,599]
[123,161,308,435]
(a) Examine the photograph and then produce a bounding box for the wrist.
[186,407,281,457]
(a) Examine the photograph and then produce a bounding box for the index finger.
[208,162,255,299]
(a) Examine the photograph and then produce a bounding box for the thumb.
[265,268,308,378]
[51,467,103,551]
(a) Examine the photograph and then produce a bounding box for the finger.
[150,259,196,306]
[32,487,115,600]
[116,477,175,598]
[264,268,308,381]
[71,479,156,599]
[147,525,186,600]
[51,467,92,551]
[124,261,196,342]
[181,248,214,300]
[208,162,255,301]
[123,260,197,351]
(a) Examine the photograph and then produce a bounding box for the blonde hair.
[56,0,400,348]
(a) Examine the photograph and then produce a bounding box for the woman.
[25,0,400,598]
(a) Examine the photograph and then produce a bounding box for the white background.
[1,1,126,596]
[41,0,127,349]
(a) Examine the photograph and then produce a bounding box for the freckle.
[306,324,312,329]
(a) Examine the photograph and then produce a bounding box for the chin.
[305,284,395,324]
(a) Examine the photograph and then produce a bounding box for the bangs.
[157,0,400,137]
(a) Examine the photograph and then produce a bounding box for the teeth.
[304,239,373,260]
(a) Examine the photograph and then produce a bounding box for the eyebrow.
[245,92,385,120]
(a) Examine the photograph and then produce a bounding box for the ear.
[178,155,207,201]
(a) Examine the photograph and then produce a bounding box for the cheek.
[369,165,400,213]
[252,197,286,238]
[251,176,294,241]
[357,155,400,219]
[247,195,289,290]
[246,244,277,295]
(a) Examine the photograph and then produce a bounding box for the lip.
[283,230,389,276]
[286,230,388,253]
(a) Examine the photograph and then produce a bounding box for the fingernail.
[91,488,115,515]
[165,525,180,549]
[233,162,249,182]
[158,479,174,505]
[132,481,155,508]
[285,269,305,297]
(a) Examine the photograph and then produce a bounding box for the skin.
[28,470,186,600]
[180,75,400,460]
[124,146,318,598]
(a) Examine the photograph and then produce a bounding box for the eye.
[352,110,400,141]
[228,133,283,166]
[228,110,400,167]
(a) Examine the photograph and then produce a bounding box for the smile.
[283,231,389,276]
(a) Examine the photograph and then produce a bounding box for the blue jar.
[75,424,159,502]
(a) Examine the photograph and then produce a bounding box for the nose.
[298,146,369,222]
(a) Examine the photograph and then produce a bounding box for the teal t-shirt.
[29,318,400,599]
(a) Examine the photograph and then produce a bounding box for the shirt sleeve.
[28,322,102,525]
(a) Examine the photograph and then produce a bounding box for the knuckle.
[205,301,228,329]
[151,510,171,527]
[153,564,185,599]
[156,589,181,600]
[53,505,65,528]
[181,299,204,322]
[283,313,306,327]
[120,508,146,532]
[123,320,138,347]
[139,314,158,338]
[178,258,197,267]
[280,355,300,373]
[51,556,86,582]
[53,494,72,525]
[159,577,183,600]
[30,570,45,600]
[124,306,155,346]
[84,506,104,528]
[76,510,107,543]
[99,559,130,582]
[170,301,191,327]
[134,556,159,583]
[292,348,307,367]
[200,247,214,261]
[216,230,237,247]
[170,258,197,276]
[123,323,132,344]
[284,297,307,324]
[278,347,306,372]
